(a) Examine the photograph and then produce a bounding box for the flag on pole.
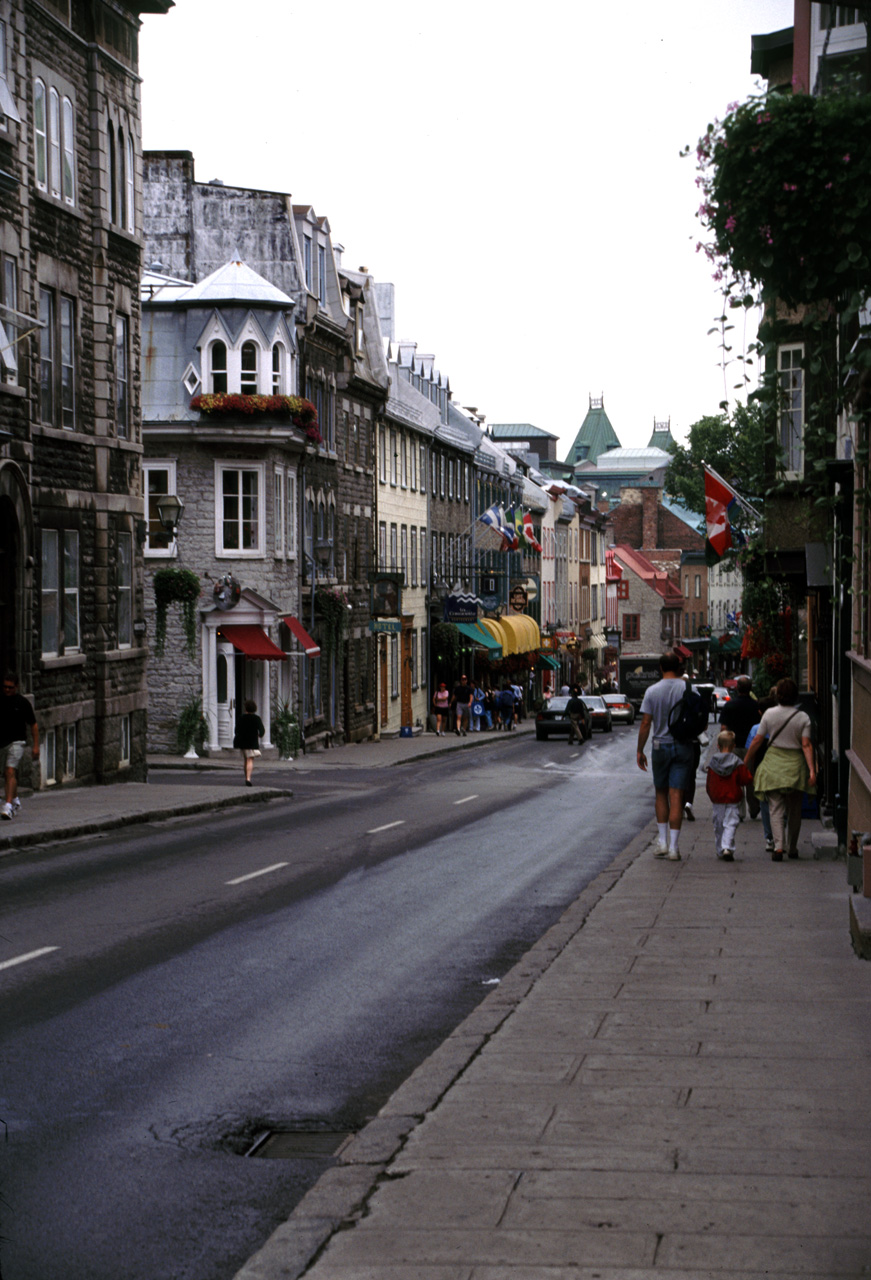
[522,511,542,553]
[478,504,504,533]
[704,466,744,560]
[501,506,519,551]
[514,506,526,547]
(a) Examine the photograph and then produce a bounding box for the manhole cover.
[246,1129,355,1159]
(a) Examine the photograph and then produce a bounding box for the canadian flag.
[705,467,739,559]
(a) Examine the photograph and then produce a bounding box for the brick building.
[0,0,172,787]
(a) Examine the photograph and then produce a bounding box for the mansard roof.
[489,422,559,441]
[648,418,675,452]
[614,544,683,605]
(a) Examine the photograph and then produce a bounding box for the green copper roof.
[648,421,674,452]
[489,423,558,440]
[567,399,621,467]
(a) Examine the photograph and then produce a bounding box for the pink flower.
[844,154,851,162]
[782,183,798,192]
[725,215,737,232]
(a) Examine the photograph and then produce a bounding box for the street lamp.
[155,493,184,537]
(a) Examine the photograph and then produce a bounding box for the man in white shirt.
[636,652,693,861]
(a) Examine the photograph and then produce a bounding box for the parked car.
[713,686,731,712]
[602,693,635,725]
[535,696,592,741]
[581,694,613,732]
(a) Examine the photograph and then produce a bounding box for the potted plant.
[176,692,208,758]
[153,567,201,659]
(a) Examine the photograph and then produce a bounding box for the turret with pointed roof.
[648,417,675,453]
[567,395,621,468]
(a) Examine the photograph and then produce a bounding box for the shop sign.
[443,594,478,623]
[509,585,528,614]
[369,619,402,633]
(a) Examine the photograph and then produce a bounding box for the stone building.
[140,258,312,752]
[0,0,172,787]
[141,155,381,748]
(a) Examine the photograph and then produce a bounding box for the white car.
[713,686,731,712]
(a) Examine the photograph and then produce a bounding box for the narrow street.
[0,729,648,1280]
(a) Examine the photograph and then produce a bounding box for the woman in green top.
[744,677,816,862]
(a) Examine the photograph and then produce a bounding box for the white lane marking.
[226,862,289,886]
[543,762,559,769]
[0,946,59,972]
[366,820,405,834]
[453,795,478,805]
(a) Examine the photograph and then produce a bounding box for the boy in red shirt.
[705,728,754,862]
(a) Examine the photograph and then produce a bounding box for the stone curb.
[0,787,294,854]
[231,820,655,1280]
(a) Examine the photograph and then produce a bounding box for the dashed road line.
[453,795,478,805]
[366,820,406,834]
[0,946,59,972]
[226,862,289,885]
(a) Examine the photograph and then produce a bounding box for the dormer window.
[241,340,258,393]
[210,340,228,393]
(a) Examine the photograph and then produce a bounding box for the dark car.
[580,694,613,732]
[535,696,592,742]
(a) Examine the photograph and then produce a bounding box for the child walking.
[705,728,754,861]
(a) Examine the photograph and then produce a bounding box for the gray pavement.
[234,790,871,1280]
[0,720,534,852]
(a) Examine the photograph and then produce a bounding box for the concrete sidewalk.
[236,792,871,1280]
[0,720,534,852]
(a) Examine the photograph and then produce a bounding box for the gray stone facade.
[0,0,172,788]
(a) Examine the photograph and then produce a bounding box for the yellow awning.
[499,614,541,654]
[478,617,513,655]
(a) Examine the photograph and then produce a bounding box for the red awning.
[218,624,286,660]
[675,643,692,659]
[283,615,321,657]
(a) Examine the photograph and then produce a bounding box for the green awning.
[718,632,742,653]
[456,621,502,661]
[536,651,560,671]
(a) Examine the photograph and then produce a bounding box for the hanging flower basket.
[153,567,201,659]
[190,394,322,443]
[693,90,871,307]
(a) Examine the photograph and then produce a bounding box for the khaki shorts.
[0,740,26,770]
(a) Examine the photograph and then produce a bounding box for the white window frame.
[215,461,266,558]
[0,19,20,127]
[144,460,178,558]
[419,444,427,493]
[274,467,285,557]
[33,72,75,206]
[379,425,387,484]
[390,633,399,698]
[411,630,419,690]
[285,470,297,558]
[778,343,804,478]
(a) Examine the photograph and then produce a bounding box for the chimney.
[641,487,659,549]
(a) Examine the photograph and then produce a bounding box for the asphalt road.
[0,727,651,1280]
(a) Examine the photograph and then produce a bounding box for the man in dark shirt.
[566,687,590,745]
[1,672,39,819]
[451,674,473,736]
[719,675,760,818]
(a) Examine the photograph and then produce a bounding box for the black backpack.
[668,683,709,743]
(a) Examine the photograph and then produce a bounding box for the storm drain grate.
[246,1129,355,1159]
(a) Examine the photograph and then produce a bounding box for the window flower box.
[191,394,321,443]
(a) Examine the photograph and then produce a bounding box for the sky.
[138,1,795,457]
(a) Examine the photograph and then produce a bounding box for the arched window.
[48,86,60,197]
[272,343,283,394]
[34,80,47,189]
[124,130,134,232]
[62,97,74,204]
[117,127,125,229]
[241,340,258,394]
[210,340,227,394]
[107,120,117,222]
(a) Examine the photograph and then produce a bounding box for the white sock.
[657,823,668,845]
[669,828,680,852]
